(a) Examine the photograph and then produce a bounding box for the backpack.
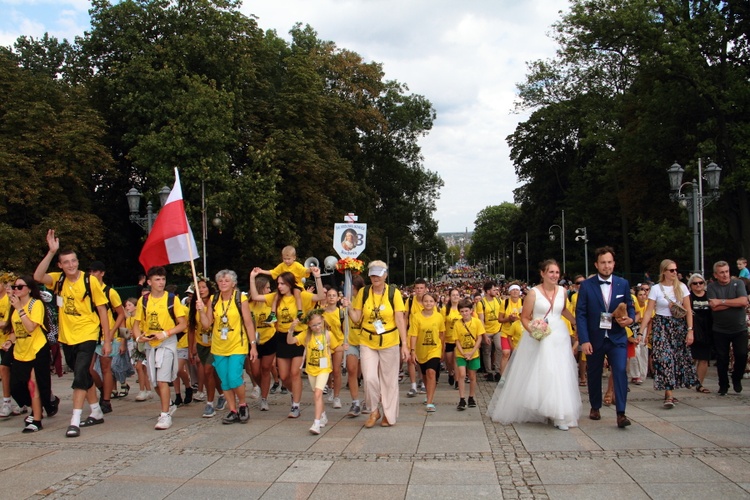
[29,297,57,344]
[53,271,96,313]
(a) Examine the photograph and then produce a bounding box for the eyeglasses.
[691,281,705,285]
[666,268,677,273]
[10,285,26,290]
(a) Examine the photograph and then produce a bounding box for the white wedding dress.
[487,285,581,428]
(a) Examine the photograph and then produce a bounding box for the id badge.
[373,319,386,335]
[220,327,228,340]
[599,312,613,330]
[319,358,329,369]
[201,334,209,344]
[57,295,63,307]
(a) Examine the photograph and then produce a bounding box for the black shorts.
[690,341,712,361]
[419,357,441,377]
[444,342,456,353]
[0,344,14,367]
[257,337,277,358]
[275,331,304,359]
[62,340,97,391]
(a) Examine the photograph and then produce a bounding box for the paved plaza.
[1,372,749,499]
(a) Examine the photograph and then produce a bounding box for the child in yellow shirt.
[257,246,310,324]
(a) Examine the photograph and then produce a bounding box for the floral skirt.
[652,315,698,391]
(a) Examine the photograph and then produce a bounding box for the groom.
[576,247,635,428]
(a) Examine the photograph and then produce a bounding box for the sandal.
[579,380,587,387]
[603,392,614,406]
[663,398,674,409]
[111,390,120,399]
[118,384,130,398]
[696,385,710,394]
[66,425,80,438]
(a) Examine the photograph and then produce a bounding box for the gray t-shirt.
[706,279,748,334]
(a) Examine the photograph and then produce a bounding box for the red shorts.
[501,336,512,351]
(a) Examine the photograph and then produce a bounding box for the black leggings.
[11,343,52,411]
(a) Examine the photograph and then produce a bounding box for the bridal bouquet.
[528,318,551,341]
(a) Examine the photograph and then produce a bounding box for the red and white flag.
[139,168,199,272]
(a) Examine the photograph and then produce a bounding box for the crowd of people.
[1,231,748,438]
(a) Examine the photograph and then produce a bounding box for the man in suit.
[576,247,635,428]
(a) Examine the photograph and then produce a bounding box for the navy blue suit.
[576,275,635,413]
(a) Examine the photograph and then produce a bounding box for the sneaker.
[347,402,361,417]
[448,374,455,386]
[288,406,300,418]
[457,399,466,411]
[361,402,371,414]
[454,381,459,390]
[238,404,250,423]
[0,401,12,417]
[270,382,280,394]
[324,386,330,397]
[250,385,261,400]
[135,390,149,401]
[155,414,172,430]
[734,381,743,393]
[193,391,206,402]
[222,410,240,424]
[47,396,60,417]
[468,397,477,408]
[260,399,269,411]
[14,405,28,415]
[494,373,502,382]
[309,421,321,435]
[168,403,178,416]
[406,388,418,398]
[202,404,216,418]
[465,376,470,384]
[191,383,199,391]
[265,312,278,324]
[184,387,193,405]
[280,386,288,395]
[418,382,426,394]
[216,395,227,411]
[320,413,328,427]
[485,373,495,382]
[172,394,183,407]
[100,400,113,414]
[333,397,342,409]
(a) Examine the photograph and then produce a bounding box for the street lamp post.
[126,185,171,233]
[548,209,565,274]
[667,159,722,276]
[575,227,589,277]
[517,232,529,283]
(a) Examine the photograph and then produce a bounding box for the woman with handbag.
[641,260,698,408]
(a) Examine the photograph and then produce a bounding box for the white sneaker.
[320,412,328,427]
[260,399,269,411]
[135,391,148,401]
[326,392,334,403]
[0,401,12,417]
[12,405,27,415]
[168,403,178,416]
[193,391,206,402]
[155,413,172,430]
[250,385,261,400]
[309,421,321,435]
[333,397,342,409]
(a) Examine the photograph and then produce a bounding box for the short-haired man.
[707,260,749,395]
[34,230,112,437]
[477,281,505,382]
[132,266,187,430]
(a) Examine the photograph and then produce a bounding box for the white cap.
[368,266,387,277]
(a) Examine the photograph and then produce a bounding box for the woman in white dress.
[487,259,581,430]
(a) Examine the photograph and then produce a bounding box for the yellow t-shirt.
[476,296,504,335]
[270,261,310,288]
[0,294,10,345]
[11,299,47,362]
[295,330,332,377]
[192,306,213,347]
[134,292,185,348]
[322,307,344,350]
[408,311,444,364]
[442,304,461,344]
[353,285,405,350]
[91,277,123,334]
[347,313,362,346]
[455,316,484,360]
[249,299,276,346]
[210,291,250,356]
[49,272,108,345]
[500,298,523,338]
[264,291,317,335]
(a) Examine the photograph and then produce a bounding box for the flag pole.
[185,233,201,301]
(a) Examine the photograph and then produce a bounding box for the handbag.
[659,284,690,319]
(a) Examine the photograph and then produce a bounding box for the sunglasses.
[10,285,27,290]
[691,281,705,285]
[666,268,677,273]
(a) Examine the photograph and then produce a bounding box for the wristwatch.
[722,299,726,305]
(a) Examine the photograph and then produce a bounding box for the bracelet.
[18,312,26,318]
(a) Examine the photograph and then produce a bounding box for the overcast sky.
[1,0,570,233]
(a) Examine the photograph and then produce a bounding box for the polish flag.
[138,168,199,272]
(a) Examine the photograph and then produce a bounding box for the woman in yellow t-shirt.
[344,274,365,417]
[287,311,332,435]
[442,288,462,389]
[322,286,345,409]
[408,293,445,412]
[199,270,257,424]
[247,275,277,412]
[7,276,53,433]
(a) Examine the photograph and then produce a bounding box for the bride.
[487,259,581,430]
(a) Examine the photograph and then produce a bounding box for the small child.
[257,246,310,324]
[287,312,331,435]
[455,298,484,410]
[737,258,749,279]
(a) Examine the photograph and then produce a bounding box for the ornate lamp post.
[126,185,171,233]
[548,209,565,274]
[575,227,589,277]
[517,232,529,283]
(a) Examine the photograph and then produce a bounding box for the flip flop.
[66,425,80,437]
[79,416,104,427]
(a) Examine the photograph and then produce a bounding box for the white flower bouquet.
[528,318,551,341]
